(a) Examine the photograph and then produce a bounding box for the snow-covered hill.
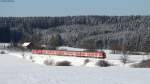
[0,54,150,84]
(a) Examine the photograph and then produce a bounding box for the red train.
[32,50,106,58]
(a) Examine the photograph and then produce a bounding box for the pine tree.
[49,34,62,49]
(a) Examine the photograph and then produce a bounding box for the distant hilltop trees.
[0,15,150,52]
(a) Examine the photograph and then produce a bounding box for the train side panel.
[31,50,106,58]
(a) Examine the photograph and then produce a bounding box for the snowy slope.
[7,47,149,67]
[26,49,149,67]
[0,54,150,84]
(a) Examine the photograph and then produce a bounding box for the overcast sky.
[0,0,150,16]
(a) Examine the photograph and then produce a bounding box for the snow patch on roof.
[22,42,31,47]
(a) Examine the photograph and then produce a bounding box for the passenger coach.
[32,50,106,58]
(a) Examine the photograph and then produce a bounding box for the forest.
[0,15,150,52]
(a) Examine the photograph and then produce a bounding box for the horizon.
[0,15,150,17]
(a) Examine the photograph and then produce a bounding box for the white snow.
[57,46,86,51]
[1,47,150,84]
[0,53,150,84]
[22,47,149,67]
[22,42,31,47]
[7,47,150,67]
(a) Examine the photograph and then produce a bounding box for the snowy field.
[1,47,150,84]
[0,53,150,84]
[6,46,150,67]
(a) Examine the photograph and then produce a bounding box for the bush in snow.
[22,53,25,59]
[44,59,54,66]
[56,61,71,66]
[83,59,90,65]
[0,51,6,54]
[120,55,129,64]
[96,60,111,67]
[133,59,150,68]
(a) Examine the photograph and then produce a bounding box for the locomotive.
[32,50,106,59]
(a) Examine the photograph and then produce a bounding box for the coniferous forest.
[0,16,150,52]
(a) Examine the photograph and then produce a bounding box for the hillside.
[0,16,150,51]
